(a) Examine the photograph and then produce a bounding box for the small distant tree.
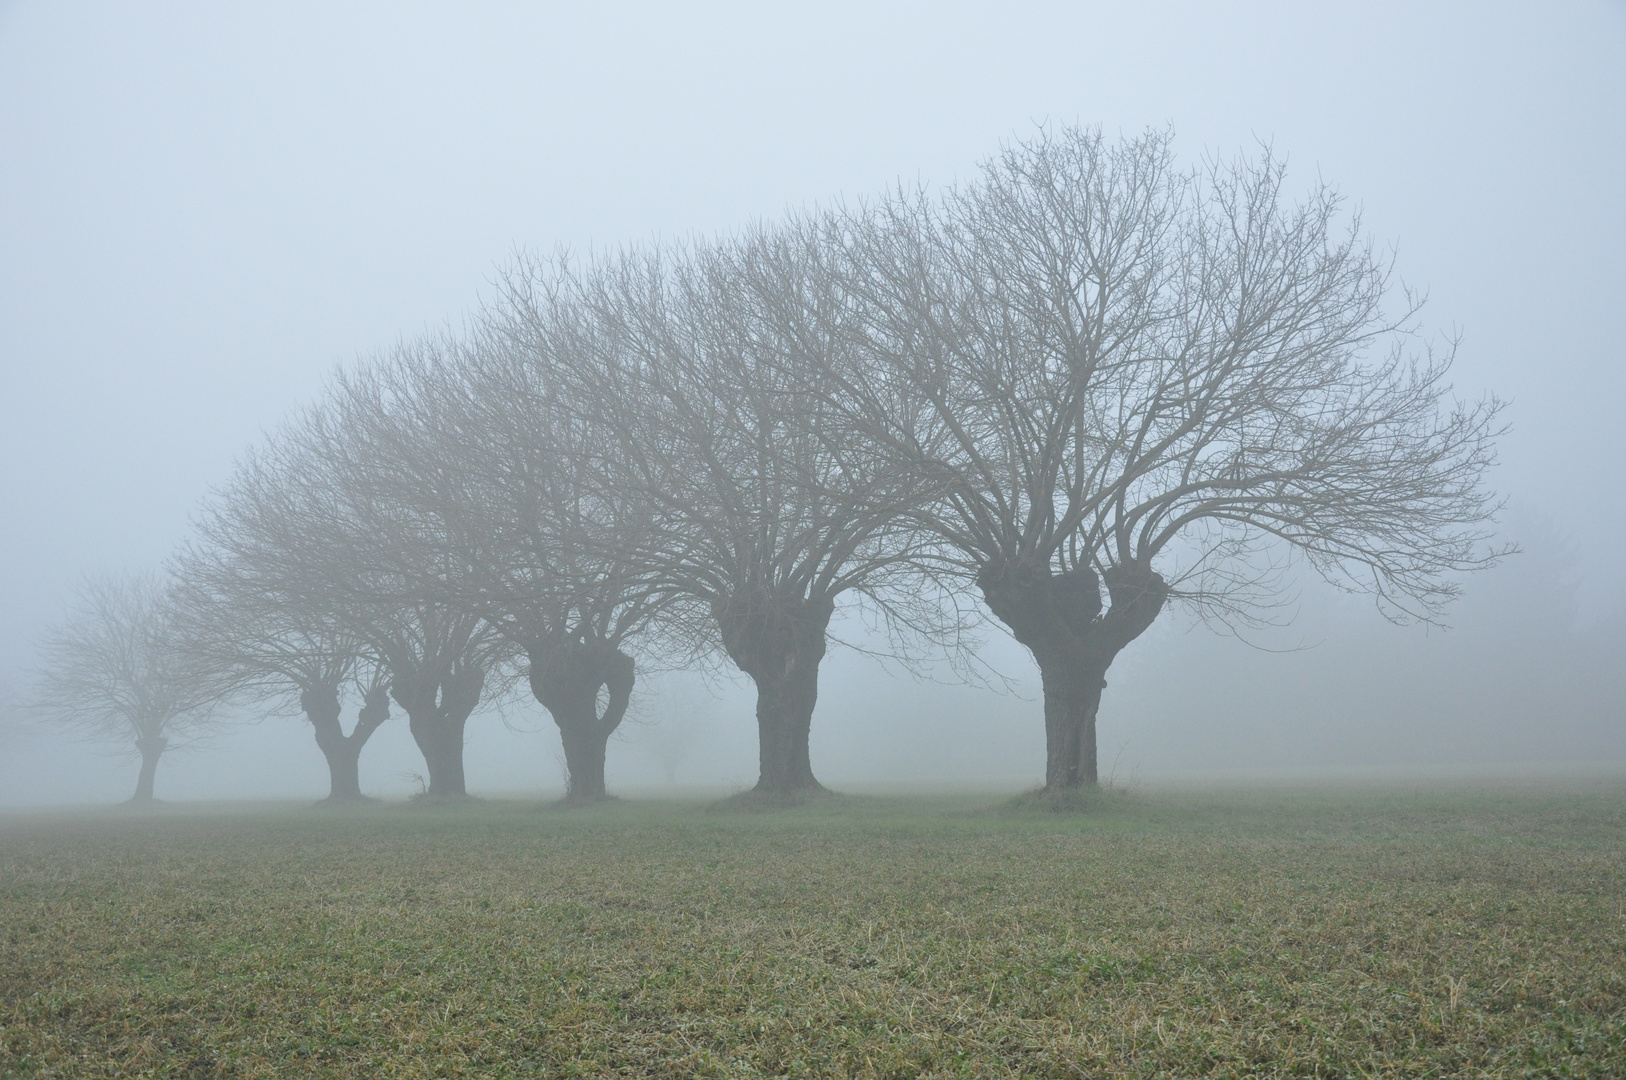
[634,676,715,786]
[29,572,221,802]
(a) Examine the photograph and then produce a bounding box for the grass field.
[2,785,1624,1078]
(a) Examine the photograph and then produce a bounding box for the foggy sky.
[2,2,1624,805]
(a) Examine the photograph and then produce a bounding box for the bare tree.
[318,328,675,802]
[28,572,221,801]
[839,127,1506,791]
[461,301,690,801]
[200,401,506,799]
[169,541,391,802]
[564,227,952,796]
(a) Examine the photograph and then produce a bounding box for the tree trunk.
[302,681,391,802]
[714,589,833,795]
[978,559,1167,792]
[1039,660,1109,788]
[528,638,634,803]
[130,736,167,802]
[392,665,484,798]
[303,683,355,799]
[322,730,365,800]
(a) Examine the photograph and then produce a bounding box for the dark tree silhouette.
[200,403,505,799]
[556,228,950,796]
[838,127,1506,791]
[169,545,391,802]
[324,329,675,802]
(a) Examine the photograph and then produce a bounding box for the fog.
[2,2,1623,806]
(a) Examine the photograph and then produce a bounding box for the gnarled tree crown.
[834,126,1504,627]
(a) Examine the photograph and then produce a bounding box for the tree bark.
[302,681,391,802]
[714,590,833,795]
[1038,659,1109,789]
[528,637,634,803]
[392,665,484,798]
[978,559,1167,791]
[130,736,167,802]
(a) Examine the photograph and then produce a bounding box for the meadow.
[1,784,1623,1078]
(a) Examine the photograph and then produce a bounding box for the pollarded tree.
[569,226,951,796]
[29,571,221,801]
[169,541,391,802]
[467,294,686,801]
[202,402,506,799]
[840,127,1505,791]
[321,327,674,802]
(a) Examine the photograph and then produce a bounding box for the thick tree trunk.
[1039,661,1109,788]
[130,736,167,802]
[392,665,484,799]
[979,559,1167,792]
[431,665,482,797]
[302,681,391,802]
[322,732,364,800]
[528,638,634,803]
[400,703,464,796]
[714,590,833,795]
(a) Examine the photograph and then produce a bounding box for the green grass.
[2,785,1624,1077]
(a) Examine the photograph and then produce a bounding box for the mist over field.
[5,515,1621,807]
[2,2,1623,807]
[5,12,1626,1072]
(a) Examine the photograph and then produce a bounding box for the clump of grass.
[2,786,1624,1077]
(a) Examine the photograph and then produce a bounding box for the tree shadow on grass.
[541,792,624,811]
[706,786,840,813]
[310,793,383,809]
[999,785,1138,814]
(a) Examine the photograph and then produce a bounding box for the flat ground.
[1,786,1623,1078]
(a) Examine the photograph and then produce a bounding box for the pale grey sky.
[3,2,1623,803]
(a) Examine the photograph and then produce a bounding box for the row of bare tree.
[28,128,1506,803]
